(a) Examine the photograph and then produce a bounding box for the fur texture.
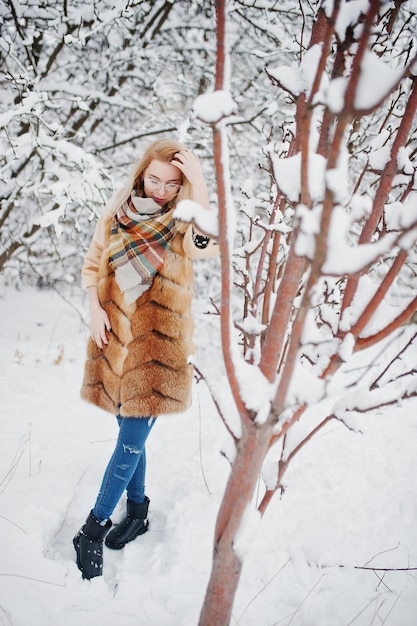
[80,218,195,418]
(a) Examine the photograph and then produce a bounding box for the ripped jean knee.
[114,447,142,479]
[122,443,141,455]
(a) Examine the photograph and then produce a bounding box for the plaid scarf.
[109,190,175,303]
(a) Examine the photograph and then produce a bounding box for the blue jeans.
[93,416,155,523]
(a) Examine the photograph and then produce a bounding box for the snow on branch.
[193,90,238,124]
[174,200,219,237]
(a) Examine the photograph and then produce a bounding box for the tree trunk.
[199,420,273,626]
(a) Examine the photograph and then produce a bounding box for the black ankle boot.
[73,511,112,579]
[105,497,150,550]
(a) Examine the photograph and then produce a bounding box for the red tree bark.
[198,2,417,624]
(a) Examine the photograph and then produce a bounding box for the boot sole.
[105,521,149,550]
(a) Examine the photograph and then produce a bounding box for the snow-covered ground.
[1,286,416,626]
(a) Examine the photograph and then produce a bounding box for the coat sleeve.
[182,224,219,260]
[81,208,112,288]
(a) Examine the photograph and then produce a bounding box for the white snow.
[330,0,370,40]
[385,193,417,231]
[192,90,237,124]
[337,272,417,337]
[324,76,347,114]
[294,203,322,259]
[268,44,325,98]
[272,153,327,203]
[0,92,44,128]
[232,350,272,413]
[338,332,355,362]
[322,51,403,114]
[173,200,219,237]
[34,206,65,237]
[234,505,261,562]
[397,146,415,175]
[323,207,397,275]
[355,50,404,111]
[286,363,326,407]
[1,287,417,625]
[368,144,391,171]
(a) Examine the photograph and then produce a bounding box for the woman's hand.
[171,150,210,208]
[88,286,111,349]
[171,150,203,186]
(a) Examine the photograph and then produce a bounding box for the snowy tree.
[191,1,417,624]
[0,0,215,284]
[1,0,292,287]
[2,2,416,622]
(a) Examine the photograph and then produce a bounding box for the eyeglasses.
[144,178,182,195]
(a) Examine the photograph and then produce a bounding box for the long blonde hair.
[106,139,192,215]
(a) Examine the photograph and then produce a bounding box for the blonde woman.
[74,139,218,579]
